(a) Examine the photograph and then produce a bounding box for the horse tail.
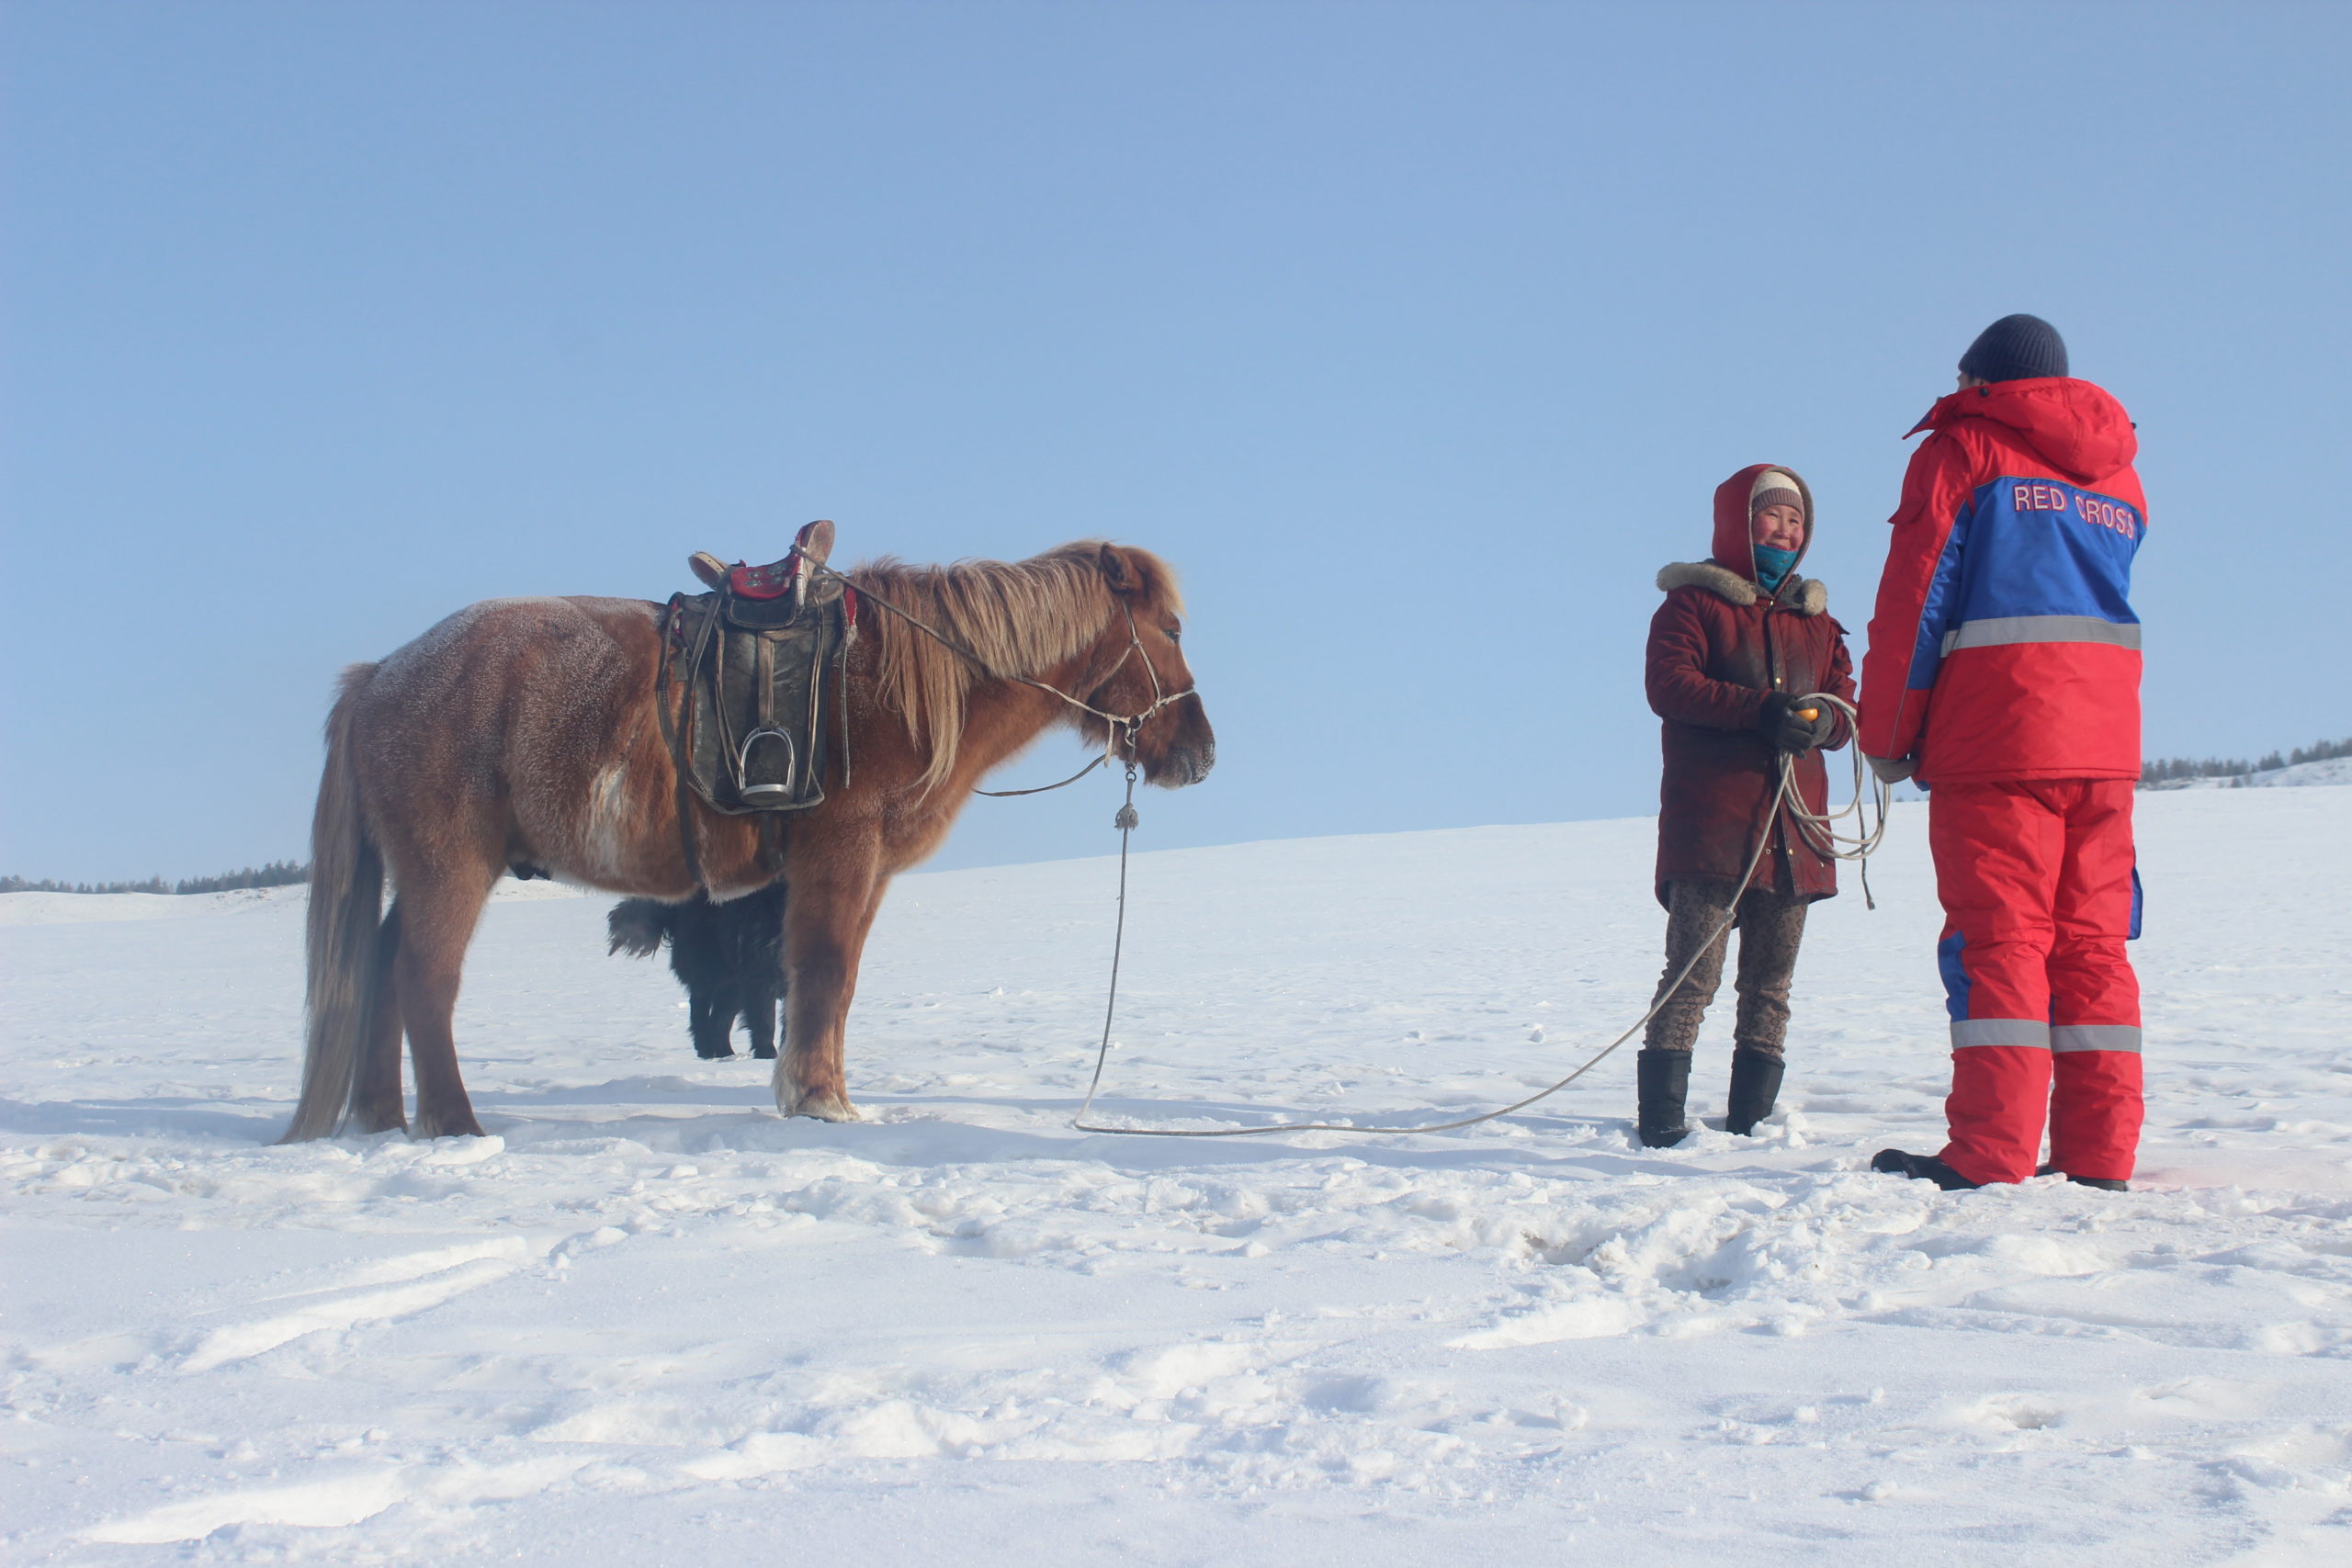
[279,663,389,1143]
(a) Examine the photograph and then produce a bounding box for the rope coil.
[1071,692,1889,1139]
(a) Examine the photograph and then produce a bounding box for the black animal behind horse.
[607,886,787,1059]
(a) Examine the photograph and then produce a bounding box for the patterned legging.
[1642,878,1810,1058]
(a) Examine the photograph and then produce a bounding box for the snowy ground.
[4,786,2349,1566]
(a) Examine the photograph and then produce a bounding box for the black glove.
[1758,692,1824,754]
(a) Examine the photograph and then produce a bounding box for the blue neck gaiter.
[1753,546,1799,592]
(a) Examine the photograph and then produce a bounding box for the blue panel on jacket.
[1905,477,2144,689]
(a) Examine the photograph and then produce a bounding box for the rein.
[973,751,1111,798]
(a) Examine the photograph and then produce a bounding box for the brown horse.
[280,541,1213,1142]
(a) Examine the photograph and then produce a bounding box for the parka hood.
[1710,463,1815,597]
[1909,377,2138,485]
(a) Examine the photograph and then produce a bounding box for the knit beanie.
[1749,469,1803,519]
[1959,313,2069,383]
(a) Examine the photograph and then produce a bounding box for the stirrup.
[739,728,797,801]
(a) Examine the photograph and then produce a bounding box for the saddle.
[659,520,857,829]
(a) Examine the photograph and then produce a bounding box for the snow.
[4,787,2350,1565]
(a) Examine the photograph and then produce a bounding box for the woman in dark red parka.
[1636,464,1856,1146]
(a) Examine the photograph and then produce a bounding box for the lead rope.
[1071,691,1889,1139]
[1077,742,1145,1117]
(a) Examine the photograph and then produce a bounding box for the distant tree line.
[2141,736,2351,787]
[0,860,310,897]
[4,736,2348,887]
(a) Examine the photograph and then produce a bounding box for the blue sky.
[5,1,2346,880]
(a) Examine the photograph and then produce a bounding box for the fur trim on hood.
[1657,559,1828,616]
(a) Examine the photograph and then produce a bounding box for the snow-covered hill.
[4,788,2348,1565]
[2145,755,2352,790]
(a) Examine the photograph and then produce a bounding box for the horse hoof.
[784,1092,861,1123]
[752,1047,777,1060]
[413,1109,487,1140]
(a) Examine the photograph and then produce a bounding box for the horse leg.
[347,902,408,1134]
[776,865,885,1122]
[393,868,497,1139]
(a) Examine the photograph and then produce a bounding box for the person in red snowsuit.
[1858,314,2146,1192]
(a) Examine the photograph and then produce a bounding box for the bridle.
[802,562,1197,795]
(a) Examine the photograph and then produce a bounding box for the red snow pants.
[1928,779,2143,1185]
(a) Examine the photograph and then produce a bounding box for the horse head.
[1087,544,1216,788]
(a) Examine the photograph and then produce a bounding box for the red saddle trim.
[719,562,854,627]
[723,520,839,602]
[727,557,799,600]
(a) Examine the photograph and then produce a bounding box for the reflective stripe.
[1951,1019,2050,1049]
[1939,615,2142,656]
[2052,1024,2142,1055]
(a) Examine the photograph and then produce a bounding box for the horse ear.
[1099,543,1142,597]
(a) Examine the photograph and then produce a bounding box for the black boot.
[1636,1049,1691,1147]
[1871,1148,1979,1190]
[1724,1049,1784,1135]
[2036,1163,2129,1191]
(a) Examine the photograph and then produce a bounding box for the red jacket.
[1857,379,2146,784]
[1647,465,1857,906]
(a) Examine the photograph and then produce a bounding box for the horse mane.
[847,540,1182,795]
